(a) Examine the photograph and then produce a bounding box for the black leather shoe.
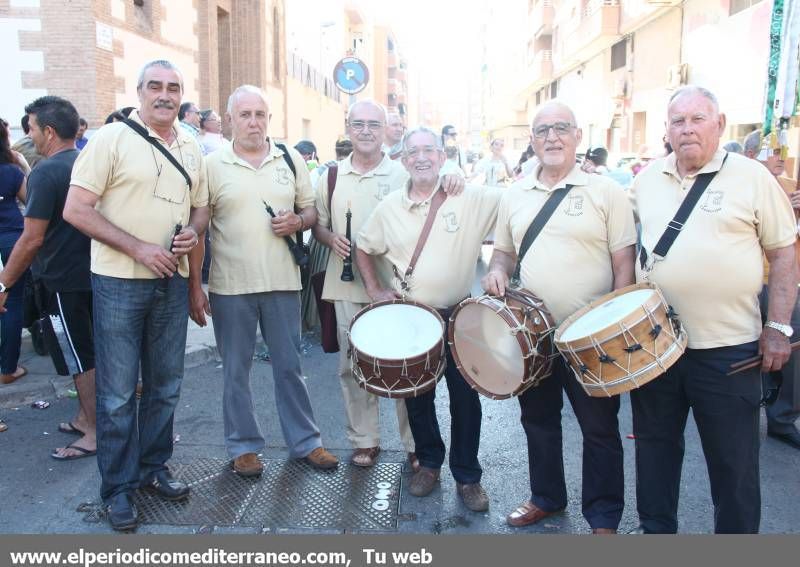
[767,428,800,450]
[142,470,190,501]
[107,493,138,532]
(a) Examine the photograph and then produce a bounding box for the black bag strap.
[513,184,574,282]
[327,164,339,228]
[273,142,305,247]
[123,119,192,190]
[639,153,728,269]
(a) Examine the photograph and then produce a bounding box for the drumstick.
[726,339,800,375]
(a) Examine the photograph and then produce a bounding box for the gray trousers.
[758,285,800,433]
[210,291,322,460]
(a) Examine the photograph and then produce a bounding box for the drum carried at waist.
[554,281,687,397]
[448,288,556,399]
[348,298,446,398]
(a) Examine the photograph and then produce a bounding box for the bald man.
[483,100,637,533]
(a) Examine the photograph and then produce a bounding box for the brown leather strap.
[326,165,338,228]
[401,187,448,288]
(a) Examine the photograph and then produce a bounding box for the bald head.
[532,101,577,129]
[530,100,581,174]
[347,99,388,122]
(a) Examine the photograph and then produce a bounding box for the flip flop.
[58,422,84,436]
[51,443,96,461]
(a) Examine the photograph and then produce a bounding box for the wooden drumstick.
[726,339,800,375]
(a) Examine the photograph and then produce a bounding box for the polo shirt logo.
[564,194,584,217]
[184,153,198,172]
[274,166,291,185]
[442,211,459,232]
[700,190,723,213]
[376,183,392,200]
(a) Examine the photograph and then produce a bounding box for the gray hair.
[722,140,743,154]
[531,99,578,128]
[136,60,183,91]
[401,126,443,154]
[743,130,762,155]
[347,99,388,122]
[669,85,719,112]
[227,85,269,114]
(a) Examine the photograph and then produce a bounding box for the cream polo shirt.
[206,140,315,295]
[70,110,208,279]
[632,150,797,349]
[494,164,637,325]
[357,183,502,309]
[316,154,409,304]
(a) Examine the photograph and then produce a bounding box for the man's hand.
[481,269,509,296]
[441,174,465,196]
[790,191,800,211]
[0,292,7,314]
[189,283,211,327]
[271,209,302,237]
[760,326,792,372]
[367,287,401,303]
[171,226,199,257]
[135,242,178,278]
[330,234,351,259]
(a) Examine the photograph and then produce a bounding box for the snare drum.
[348,299,446,398]
[448,288,556,399]
[555,282,687,397]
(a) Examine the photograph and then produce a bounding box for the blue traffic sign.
[333,57,370,95]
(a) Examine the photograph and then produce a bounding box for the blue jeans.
[0,244,27,374]
[92,273,189,502]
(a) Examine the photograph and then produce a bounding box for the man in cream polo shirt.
[483,100,636,534]
[64,59,209,532]
[356,126,501,513]
[630,86,797,534]
[188,85,338,478]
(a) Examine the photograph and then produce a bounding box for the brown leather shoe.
[0,366,27,385]
[407,452,421,473]
[304,447,339,470]
[351,446,380,467]
[232,453,263,477]
[456,482,489,512]
[506,501,563,527]
[592,528,617,534]
[408,466,440,497]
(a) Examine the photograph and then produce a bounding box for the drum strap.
[396,187,448,292]
[639,153,728,270]
[512,184,574,283]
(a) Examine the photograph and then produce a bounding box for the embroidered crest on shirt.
[564,194,585,217]
[183,153,198,172]
[442,211,459,232]
[376,183,392,200]
[700,190,723,213]
[274,166,291,185]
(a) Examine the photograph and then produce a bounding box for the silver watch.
[765,320,794,338]
[0,282,6,293]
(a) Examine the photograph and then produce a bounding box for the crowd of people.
[0,57,798,536]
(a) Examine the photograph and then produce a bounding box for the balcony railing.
[529,0,554,38]
[287,52,342,103]
[563,0,620,62]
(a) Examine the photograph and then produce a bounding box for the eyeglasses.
[445,131,458,137]
[349,120,383,131]
[405,145,440,159]
[532,122,575,139]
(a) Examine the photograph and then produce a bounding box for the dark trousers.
[404,315,482,484]
[0,244,27,374]
[630,342,761,534]
[518,357,624,529]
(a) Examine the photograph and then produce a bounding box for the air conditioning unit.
[667,63,688,89]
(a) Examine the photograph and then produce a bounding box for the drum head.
[452,302,525,396]
[350,303,442,359]
[560,289,655,342]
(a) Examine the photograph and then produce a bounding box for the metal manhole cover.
[133,458,402,531]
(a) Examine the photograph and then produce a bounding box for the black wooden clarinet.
[156,220,182,296]
[341,203,354,281]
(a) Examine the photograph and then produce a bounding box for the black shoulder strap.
[639,154,728,269]
[326,164,339,228]
[274,142,297,179]
[122,119,192,189]
[513,184,574,282]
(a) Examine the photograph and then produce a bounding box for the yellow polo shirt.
[357,183,501,309]
[316,154,409,303]
[494,164,637,325]
[631,150,797,349]
[206,140,315,295]
[70,110,208,279]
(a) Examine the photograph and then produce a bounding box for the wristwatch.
[0,282,6,293]
[765,320,794,338]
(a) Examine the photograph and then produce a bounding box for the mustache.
[154,101,175,109]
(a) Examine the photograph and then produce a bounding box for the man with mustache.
[64,59,209,531]
[482,100,636,533]
[630,86,797,533]
[355,126,501,512]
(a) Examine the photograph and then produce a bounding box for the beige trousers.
[335,300,415,451]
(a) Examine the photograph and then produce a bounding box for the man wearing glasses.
[314,102,463,471]
[65,59,209,531]
[178,102,201,138]
[482,101,636,533]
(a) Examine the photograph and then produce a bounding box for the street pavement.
[1,257,799,534]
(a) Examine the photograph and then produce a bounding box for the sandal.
[1,366,27,385]
[58,422,84,436]
[350,446,381,467]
